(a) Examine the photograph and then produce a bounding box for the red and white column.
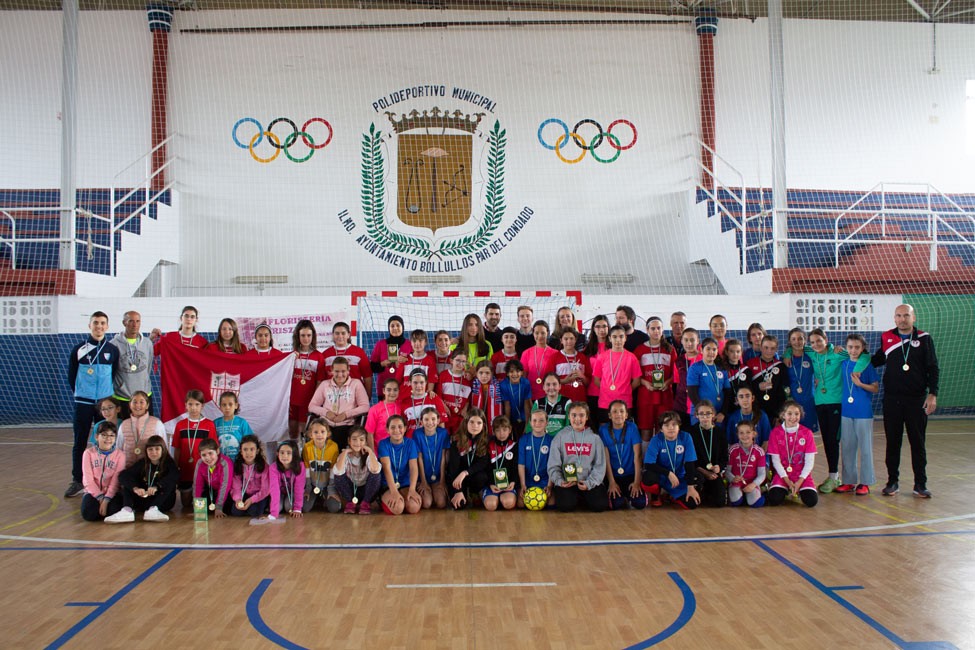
[147,4,173,191]
[696,11,718,191]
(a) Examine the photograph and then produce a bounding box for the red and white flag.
[160,337,293,444]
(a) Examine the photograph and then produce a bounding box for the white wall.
[0,11,151,189]
[716,18,975,191]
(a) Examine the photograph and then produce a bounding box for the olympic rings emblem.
[537,118,637,164]
[232,117,333,163]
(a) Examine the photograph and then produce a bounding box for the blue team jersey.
[686,361,731,423]
[841,360,878,419]
[378,437,419,487]
[415,426,450,482]
[214,416,253,461]
[518,432,555,488]
[725,409,772,446]
[499,377,532,422]
[645,431,697,496]
[598,421,642,477]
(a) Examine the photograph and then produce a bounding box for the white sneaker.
[143,506,170,522]
[104,508,134,524]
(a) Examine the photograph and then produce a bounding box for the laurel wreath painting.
[360,120,506,259]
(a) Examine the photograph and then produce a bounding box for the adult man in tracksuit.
[64,311,120,498]
[867,304,939,498]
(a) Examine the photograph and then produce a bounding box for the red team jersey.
[437,370,473,433]
[435,353,452,376]
[634,344,677,405]
[490,350,519,381]
[553,351,592,403]
[172,417,219,483]
[291,350,325,408]
[394,353,439,392]
[399,393,449,438]
[321,344,372,383]
[246,347,285,359]
[153,331,208,355]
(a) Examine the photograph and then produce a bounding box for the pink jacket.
[192,455,234,509]
[268,462,306,517]
[82,447,126,499]
[308,378,370,427]
[231,463,271,503]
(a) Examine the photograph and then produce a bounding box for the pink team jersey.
[521,346,559,400]
[592,349,642,408]
[728,443,766,488]
[364,400,404,446]
[767,425,817,490]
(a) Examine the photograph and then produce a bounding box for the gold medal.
[313,486,321,495]
[847,396,854,403]
[86,367,94,375]
[394,482,400,489]
[763,394,770,401]
[786,466,793,473]
[617,467,624,475]
[300,379,307,385]
[352,497,359,505]
[610,384,616,391]
[706,463,713,470]
[236,501,245,510]
[533,474,541,482]
[536,378,542,385]
[796,387,803,394]
[572,381,579,388]
[902,364,910,371]
[129,364,138,372]
[134,447,141,455]
[430,474,437,482]
[208,503,216,511]
[453,406,459,414]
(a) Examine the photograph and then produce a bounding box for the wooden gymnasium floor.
[1,422,974,650]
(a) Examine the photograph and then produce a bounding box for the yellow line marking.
[868,495,946,517]
[0,488,60,532]
[0,513,74,547]
[848,501,937,532]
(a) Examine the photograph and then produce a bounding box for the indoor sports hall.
[1,0,974,648]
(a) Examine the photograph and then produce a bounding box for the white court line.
[387,582,556,589]
[0,513,973,550]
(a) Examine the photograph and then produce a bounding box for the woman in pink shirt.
[308,356,370,450]
[592,325,642,426]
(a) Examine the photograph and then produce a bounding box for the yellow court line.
[0,513,74,547]
[868,495,947,518]
[848,501,937,532]
[0,488,60,532]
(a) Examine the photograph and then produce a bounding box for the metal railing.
[695,139,774,273]
[110,134,176,276]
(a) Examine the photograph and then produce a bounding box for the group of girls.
[82,306,881,521]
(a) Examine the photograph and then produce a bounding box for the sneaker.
[104,508,135,524]
[672,498,690,510]
[834,483,856,494]
[343,501,357,514]
[64,481,85,498]
[649,493,663,508]
[855,484,870,496]
[818,477,839,494]
[882,482,899,496]
[143,506,170,522]
[913,486,933,499]
[358,501,372,515]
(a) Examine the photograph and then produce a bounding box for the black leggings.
[80,494,123,521]
[552,482,608,512]
[816,403,842,474]
[697,477,726,508]
[122,486,177,512]
[768,486,818,507]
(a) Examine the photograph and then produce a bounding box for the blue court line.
[44,549,181,650]
[827,585,864,591]
[64,601,103,607]
[753,540,959,650]
[624,572,696,649]
[246,579,310,650]
[2,526,974,552]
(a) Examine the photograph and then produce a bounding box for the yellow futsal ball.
[524,486,547,511]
